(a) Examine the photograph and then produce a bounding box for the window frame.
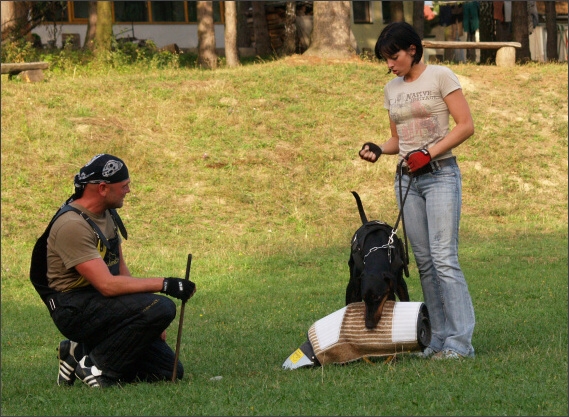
[148,1,188,23]
[112,1,150,23]
[68,1,89,23]
[64,1,225,24]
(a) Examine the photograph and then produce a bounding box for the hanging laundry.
[493,1,504,22]
[504,1,512,23]
[463,1,480,35]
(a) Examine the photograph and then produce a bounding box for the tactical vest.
[29,204,127,313]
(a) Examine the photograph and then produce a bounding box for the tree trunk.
[252,1,271,56]
[303,1,355,59]
[478,2,496,64]
[84,1,97,51]
[1,1,29,43]
[1,1,16,41]
[390,2,405,23]
[413,1,424,40]
[95,1,113,59]
[237,1,251,48]
[281,1,297,56]
[197,1,218,69]
[512,1,530,63]
[545,1,558,61]
[224,1,240,67]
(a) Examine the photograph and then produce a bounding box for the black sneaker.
[75,355,119,388]
[57,340,78,386]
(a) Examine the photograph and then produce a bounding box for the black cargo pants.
[50,287,183,381]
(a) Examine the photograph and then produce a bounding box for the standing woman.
[359,22,475,359]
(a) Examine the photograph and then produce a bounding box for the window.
[44,2,69,22]
[151,2,186,23]
[212,1,223,23]
[187,2,198,22]
[64,1,224,24]
[353,1,372,24]
[71,2,89,20]
[114,1,149,23]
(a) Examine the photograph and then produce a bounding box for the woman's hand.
[359,142,382,163]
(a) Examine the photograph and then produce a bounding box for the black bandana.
[72,154,129,199]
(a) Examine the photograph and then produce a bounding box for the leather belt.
[399,156,457,177]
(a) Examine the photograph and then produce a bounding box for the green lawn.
[1,57,567,416]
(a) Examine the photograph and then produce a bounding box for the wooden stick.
[172,253,192,382]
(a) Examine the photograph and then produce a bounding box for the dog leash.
[393,159,411,269]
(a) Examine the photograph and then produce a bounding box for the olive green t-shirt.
[46,203,120,292]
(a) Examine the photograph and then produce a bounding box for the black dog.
[346,191,410,329]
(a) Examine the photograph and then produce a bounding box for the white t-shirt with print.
[383,65,461,162]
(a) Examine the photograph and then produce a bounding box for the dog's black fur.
[346,191,410,329]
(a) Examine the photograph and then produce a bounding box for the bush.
[2,36,183,71]
[1,39,40,63]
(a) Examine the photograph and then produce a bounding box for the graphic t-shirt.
[383,65,461,162]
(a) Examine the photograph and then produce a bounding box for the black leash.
[393,159,411,268]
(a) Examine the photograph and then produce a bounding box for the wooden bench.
[1,61,49,82]
[422,41,522,67]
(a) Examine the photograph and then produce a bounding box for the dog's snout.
[363,290,390,329]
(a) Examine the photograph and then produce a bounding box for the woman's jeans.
[395,162,475,357]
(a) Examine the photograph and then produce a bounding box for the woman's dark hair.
[374,21,423,65]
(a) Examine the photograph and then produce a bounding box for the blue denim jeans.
[394,161,475,357]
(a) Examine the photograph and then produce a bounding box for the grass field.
[1,54,567,416]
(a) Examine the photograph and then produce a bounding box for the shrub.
[1,39,40,63]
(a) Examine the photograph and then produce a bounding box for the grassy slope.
[1,58,567,416]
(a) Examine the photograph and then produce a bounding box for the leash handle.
[172,253,192,382]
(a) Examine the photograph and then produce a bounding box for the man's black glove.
[161,277,196,302]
